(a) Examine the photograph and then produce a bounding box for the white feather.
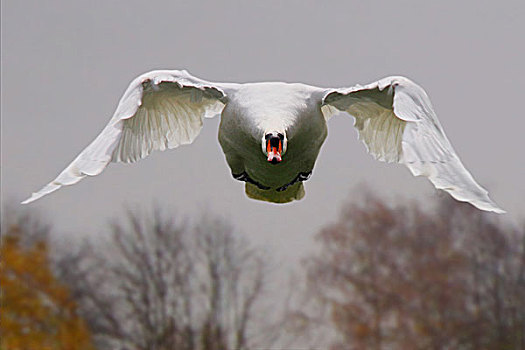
[22,70,225,204]
[323,76,504,213]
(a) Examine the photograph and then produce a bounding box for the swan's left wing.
[322,76,504,213]
[23,70,227,204]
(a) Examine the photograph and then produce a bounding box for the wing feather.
[23,70,227,204]
[322,76,504,213]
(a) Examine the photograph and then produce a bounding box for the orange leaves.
[1,221,94,350]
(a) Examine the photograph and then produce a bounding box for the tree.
[57,210,277,350]
[1,208,94,350]
[301,193,525,350]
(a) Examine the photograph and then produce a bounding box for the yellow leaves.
[1,223,94,350]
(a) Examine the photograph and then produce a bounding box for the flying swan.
[22,70,504,213]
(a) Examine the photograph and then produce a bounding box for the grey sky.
[2,0,524,265]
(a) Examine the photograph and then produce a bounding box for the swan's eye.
[277,133,284,140]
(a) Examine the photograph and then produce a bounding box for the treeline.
[2,209,279,350]
[2,194,524,349]
[296,194,525,350]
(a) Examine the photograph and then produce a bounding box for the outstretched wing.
[23,70,227,204]
[322,76,504,213]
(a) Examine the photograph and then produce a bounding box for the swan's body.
[218,82,326,202]
[23,70,504,213]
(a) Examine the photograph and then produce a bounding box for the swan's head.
[262,131,287,164]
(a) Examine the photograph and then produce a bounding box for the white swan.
[22,70,504,213]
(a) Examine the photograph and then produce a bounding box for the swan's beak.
[266,136,282,164]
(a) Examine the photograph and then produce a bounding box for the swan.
[22,70,504,213]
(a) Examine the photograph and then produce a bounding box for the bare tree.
[299,192,525,350]
[57,210,276,350]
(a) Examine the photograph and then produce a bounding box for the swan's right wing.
[23,70,227,204]
[322,76,504,213]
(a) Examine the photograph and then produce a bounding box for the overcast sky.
[2,0,524,266]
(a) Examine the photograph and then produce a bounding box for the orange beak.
[267,138,282,164]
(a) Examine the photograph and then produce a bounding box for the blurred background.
[2,0,524,348]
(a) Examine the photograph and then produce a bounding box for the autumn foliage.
[305,194,525,349]
[2,193,524,349]
[1,213,94,350]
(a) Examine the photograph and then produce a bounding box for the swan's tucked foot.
[233,172,270,190]
[277,171,312,192]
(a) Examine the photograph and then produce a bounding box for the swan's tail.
[245,182,305,204]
